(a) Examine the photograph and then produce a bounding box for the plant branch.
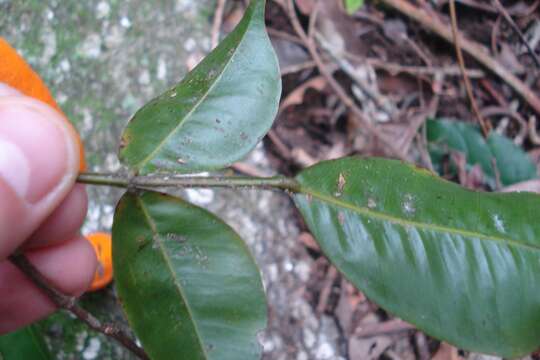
[449,0,491,137]
[8,254,150,360]
[380,0,540,116]
[77,172,300,192]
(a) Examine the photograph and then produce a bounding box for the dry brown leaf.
[497,43,525,75]
[280,75,327,110]
[432,343,463,360]
[501,179,540,193]
[295,0,315,14]
[349,314,395,360]
[222,5,244,33]
[291,147,317,167]
[298,232,320,251]
[450,152,485,190]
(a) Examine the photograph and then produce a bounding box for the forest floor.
[256,0,540,359]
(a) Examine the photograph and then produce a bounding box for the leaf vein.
[136,196,210,359]
[300,187,540,252]
[135,9,256,171]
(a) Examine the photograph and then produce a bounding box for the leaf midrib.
[137,196,210,359]
[299,186,540,252]
[135,8,256,171]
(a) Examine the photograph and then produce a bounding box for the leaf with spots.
[112,191,267,360]
[293,157,540,358]
[0,325,52,360]
[119,0,281,174]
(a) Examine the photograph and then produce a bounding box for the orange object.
[0,37,86,170]
[0,38,110,291]
[87,232,114,291]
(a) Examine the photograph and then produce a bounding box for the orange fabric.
[87,232,114,291]
[0,37,86,170]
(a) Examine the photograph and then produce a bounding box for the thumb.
[0,84,80,260]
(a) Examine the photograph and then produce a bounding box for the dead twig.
[354,57,485,78]
[267,27,304,45]
[231,162,270,177]
[449,0,491,137]
[211,0,227,49]
[492,0,540,68]
[280,60,316,76]
[267,129,293,160]
[316,266,338,314]
[479,78,507,107]
[283,0,408,160]
[380,0,540,116]
[529,116,540,145]
[401,88,441,155]
[354,319,415,338]
[452,0,497,13]
[316,34,396,117]
[480,106,528,145]
[415,332,431,360]
[9,254,150,360]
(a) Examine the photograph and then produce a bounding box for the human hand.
[0,83,97,334]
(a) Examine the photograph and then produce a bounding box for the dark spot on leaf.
[136,235,150,251]
[338,212,345,225]
[119,134,131,150]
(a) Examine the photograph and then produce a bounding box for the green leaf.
[112,191,267,360]
[0,325,52,360]
[344,0,364,14]
[427,118,538,188]
[119,0,281,174]
[293,157,540,358]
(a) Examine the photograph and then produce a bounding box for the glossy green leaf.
[427,118,538,188]
[112,191,267,360]
[0,325,52,360]
[293,157,540,358]
[344,0,364,14]
[119,0,281,174]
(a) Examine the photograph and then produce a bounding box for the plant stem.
[9,254,150,360]
[77,172,300,192]
[449,0,491,137]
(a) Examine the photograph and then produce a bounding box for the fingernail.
[0,100,76,204]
